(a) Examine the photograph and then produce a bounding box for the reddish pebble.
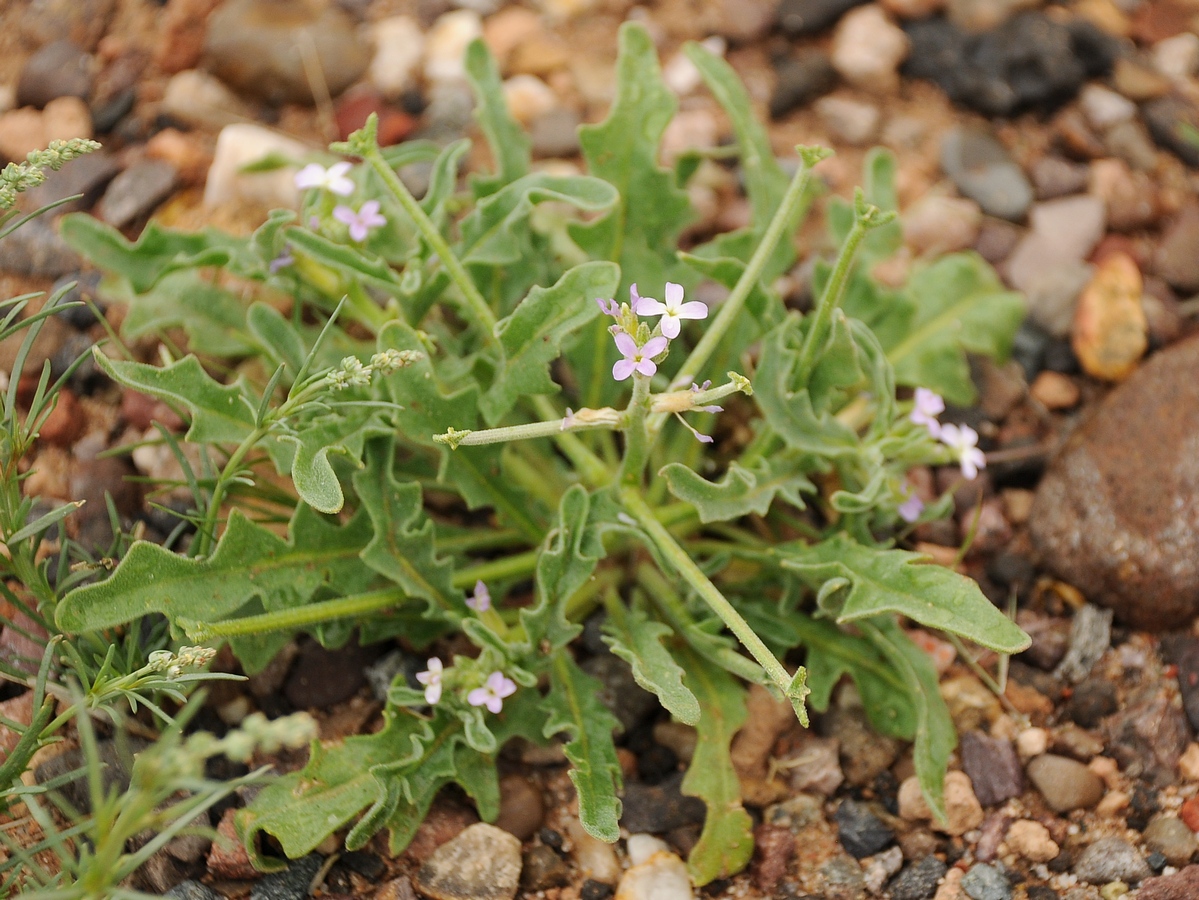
[206,808,258,880]
[1180,796,1199,832]
[752,823,795,893]
[335,86,417,146]
[38,389,84,448]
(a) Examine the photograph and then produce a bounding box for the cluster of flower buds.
[0,138,102,209]
[146,646,217,679]
[416,655,518,715]
[325,349,421,390]
[599,283,720,442]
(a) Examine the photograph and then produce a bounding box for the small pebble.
[903,195,981,256]
[17,40,93,108]
[1026,754,1105,813]
[897,772,983,836]
[613,845,692,900]
[203,123,308,209]
[1016,727,1049,761]
[566,818,620,884]
[415,823,522,900]
[520,845,569,892]
[889,855,947,900]
[814,95,880,145]
[96,159,178,229]
[940,125,1033,221]
[1152,33,1199,80]
[1177,743,1199,781]
[250,854,323,900]
[960,731,1023,807]
[1143,816,1198,868]
[1005,820,1059,863]
[831,5,910,93]
[770,49,837,119]
[961,862,1011,900]
[834,799,895,858]
[1073,836,1152,885]
[424,10,483,86]
[1030,371,1080,410]
[493,774,544,841]
[1137,864,1199,900]
[369,16,424,99]
[1079,84,1137,131]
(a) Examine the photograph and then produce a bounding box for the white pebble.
[162,70,252,130]
[1016,726,1049,761]
[615,847,693,900]
[369,16,424,99]
[815,95,881,146]
[625,833,671,866]
[1079,84,1137,131]
[424,9,482,86]
[502,74,557,125]
[203,124,310,209]
[831,6,910,93]
[663,36,726,96]
[1153,32,1199,81]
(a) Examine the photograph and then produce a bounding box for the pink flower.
[938,423,986,480]
[596,297,620,317]
[465,580,491,612]
[897,491,925,523]
[612,333,668,381]
[333,200,386,242]
[294,162,354,196]
[910,387,944,437]
[468,671,517,714]
[415,658,443,705]
[636,282,707,339]
[628,283,653,316]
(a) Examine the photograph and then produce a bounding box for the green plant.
[49,27,1027,883]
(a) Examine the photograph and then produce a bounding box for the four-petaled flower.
[468,671,517,714]
[612,333,668,381]
[415,658,443,705]
[897,491,925,523]
[333,200,386,242]
[636,282,708,339]
[465,580,491,612]
[294,161,354,196]
[910,387,944,437]
[938,423,986,480]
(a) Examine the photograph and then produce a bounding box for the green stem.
[361,145,498,342]
[457,550,539,586]
[436,528,528,554]
[648,146,829,438]
[435,406,621,448]
[618,372,652,486]
[620,487,800,709]
[530,396,612,488]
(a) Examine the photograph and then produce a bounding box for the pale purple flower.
[938,423,986,480]
[333,200,386,242]
[561,408,575,431]
[415,657,443,705]
[910,388,945,437]
[468,671,517,714]
[294,161,354,196]
[690,380,712,392]
[636,282,707,339]
[628,283,653,315]
[465,580,491,612]
[269,245,294,274]
[897,491,925,523]
[596,297,620,318]
[612,333,668,381]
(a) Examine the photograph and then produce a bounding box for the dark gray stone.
[165,881,223,900]
[1065,678,1117,728]
[959,732,1023,806]
[1144,96,1199,168]
[833,800,893,859]
[940,125,1032,222]
[770,49,837,119]
[1104,688,1189,787]
[283,637,374,709]
[26,151,120,216]
[250,854,324,900]
[889,856,947,900]
[0,216,82,277]
[776,0,867,35]
[96,160,178,229]
[619,772,706,833]
[520,844,570,891]
[17,40,93,107]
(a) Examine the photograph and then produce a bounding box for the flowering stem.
[434,407,622,448]
[794,191,895,386]
[620,487,808,722]
[530,396,612,488]
[648,145,830,440]
[355,128,499,344]
[618,372,653,486]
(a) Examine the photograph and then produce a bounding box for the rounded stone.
[415,822,522,900]
[1143,816,1198,868]
[17,40,92,108]
[1073,836,1152,885]
[203,0,369,104]
[1029,336,1199,630]
[1025,754,1104,812]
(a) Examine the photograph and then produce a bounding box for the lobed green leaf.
[602,605,699,725]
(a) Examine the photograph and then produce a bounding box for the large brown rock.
[1030,335,1199,630]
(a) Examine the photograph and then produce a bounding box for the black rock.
[1065,678,1118,728]
[250,854,324,900]
[1026,887,1058,900]
[888,856,948,900]
[770,49,837,119]
[1147,851,1168,873]
[1067,18,1123,78]
[521,844,570,891]
[539,827,564,852]
[91,87,138,133]
[580,881,614,900]
[776,0,867,35]
[1010,319,1050,379]
[339,850,384,880]
[619,771,706,833]
[1128,782,1160,832]
[833,799,894,859]
[51,271,105,331]
[904,13,1095,118]
[17,40,93,108]
[960,731,1023,807]
[1143,96,1199,169]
